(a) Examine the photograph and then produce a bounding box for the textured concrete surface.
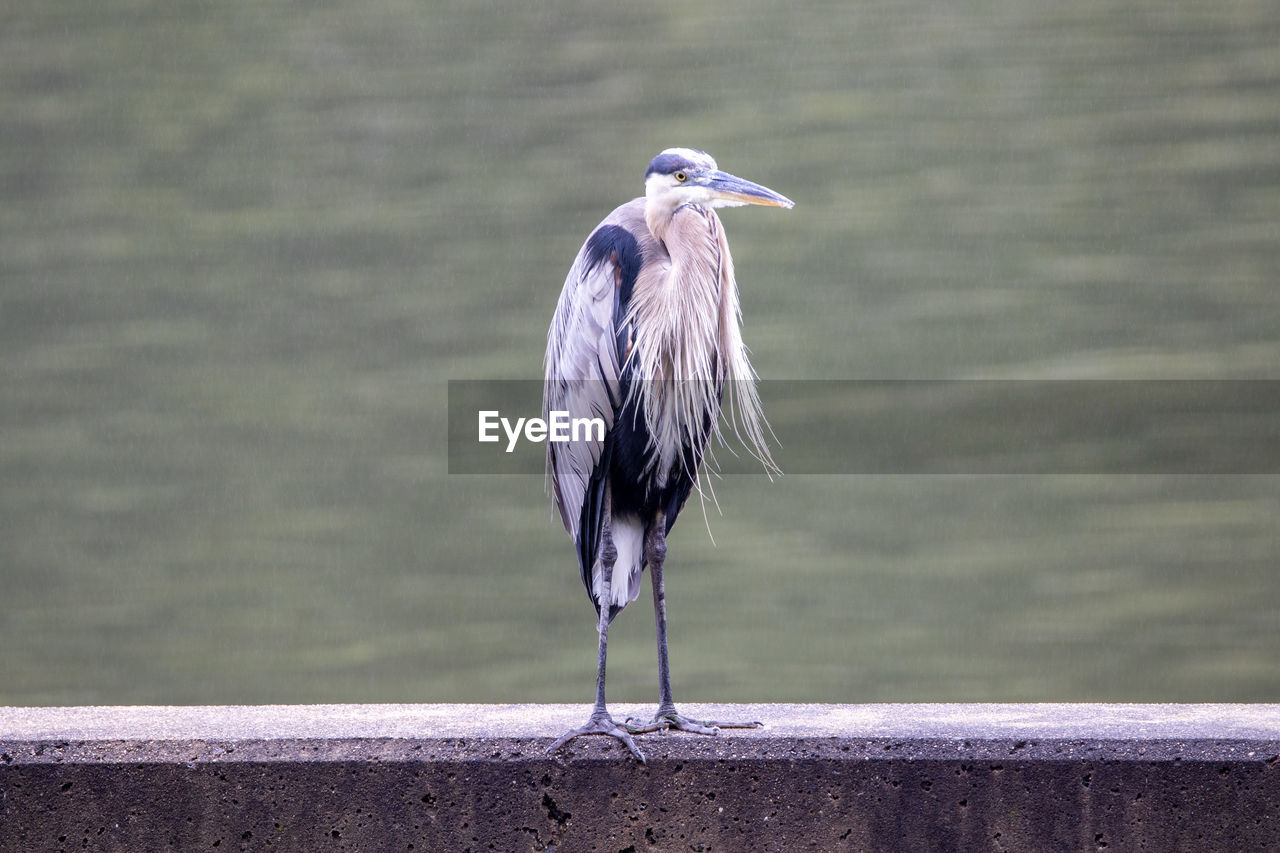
[2,704,1278,851]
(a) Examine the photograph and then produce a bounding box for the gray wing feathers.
[543,211,633,539]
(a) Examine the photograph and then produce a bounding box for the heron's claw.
[624,708,762,736]
[547,712,646,762]
[621,715,675,734]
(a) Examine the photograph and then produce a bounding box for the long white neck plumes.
[625,202,777,484]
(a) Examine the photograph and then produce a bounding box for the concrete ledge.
[3,704,1278,851]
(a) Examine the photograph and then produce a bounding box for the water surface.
[2,1,1278,705]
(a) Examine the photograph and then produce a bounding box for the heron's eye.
[674,171,687,182]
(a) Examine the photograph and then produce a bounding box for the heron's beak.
[705,170,795,210]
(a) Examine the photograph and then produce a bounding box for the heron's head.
[643,148,794,219]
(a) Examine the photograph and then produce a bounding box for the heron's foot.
[546,711,646,762]
[624,707,763,736]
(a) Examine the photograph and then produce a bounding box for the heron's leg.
[546,488,646,762]
[625,513,762,736]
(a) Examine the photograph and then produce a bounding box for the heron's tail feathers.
[592,513,645,618]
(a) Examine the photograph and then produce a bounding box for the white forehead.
[661,147,717,171]
[645,148,719,179]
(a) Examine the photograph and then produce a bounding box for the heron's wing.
[543,209,646,596]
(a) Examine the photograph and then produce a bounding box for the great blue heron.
[543,148,793,761]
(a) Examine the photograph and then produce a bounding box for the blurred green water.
[2,0,1278,706]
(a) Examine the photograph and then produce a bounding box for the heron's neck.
[644,196,677,246]
[629,202,727,380]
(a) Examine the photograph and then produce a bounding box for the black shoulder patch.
[584,224,641,282]
[583,224,642,363]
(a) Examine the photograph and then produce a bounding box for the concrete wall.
[2,703,1277,852]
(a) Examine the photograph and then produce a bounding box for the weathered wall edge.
[3,704,1278,852]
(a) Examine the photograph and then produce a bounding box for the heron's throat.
[643,196,677,246]
[643,175,707,246]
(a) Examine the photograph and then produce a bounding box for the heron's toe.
[547,713,647,762]
[624,709,761,737]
